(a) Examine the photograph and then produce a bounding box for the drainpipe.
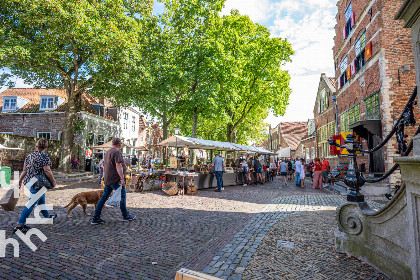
[332,95,340,165]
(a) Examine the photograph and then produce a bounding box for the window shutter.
[365,41,372,60]
[350,12,355,27]
[351,59,356,75]
[343,26,346,40]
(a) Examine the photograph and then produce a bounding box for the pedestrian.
[91,138,136,225]
[294,157,302,187]
[98,158,104,185]
[300,158,306,188]
[71,155,81,169]
[290,158,295,180]
[131,155,138,169]
[307,159,314,178]
[279,159,288,186]
[287,160,293,180]
[241,159,249,186]
[212,153,226,192]
[252,156,263,185]
[321,157,330,187]
[312,157,323,189]
[14,138,57,233]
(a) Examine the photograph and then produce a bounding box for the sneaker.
[221,187,224,190]
[13,225,31,234]
[243,184,247,186]
[324,183,330,187]
[91,218,105,225]
[215,189,221,192]
[122,214,136,222]
[48,214,57,221]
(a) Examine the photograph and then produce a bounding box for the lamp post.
[332,95,340,165]
[174,125,181,166]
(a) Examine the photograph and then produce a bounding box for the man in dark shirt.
[131,155,138,167]
[91,138,136,225]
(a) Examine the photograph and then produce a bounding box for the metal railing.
[329,86,419,202]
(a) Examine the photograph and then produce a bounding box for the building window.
[3,97,17,111]
[328,121,336,136]
[318,89,329,113]
[97,135,104,145]
[343,2,355,40]
[365,91,381,119]
[86,133,95,147]
[37,132,51,139]
[339,56,348,88]
[40,96,55,110]
[355,30,367,72]
[340,103,361,133]
[132,116,136,132]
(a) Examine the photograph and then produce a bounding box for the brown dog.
[64,190,104,217]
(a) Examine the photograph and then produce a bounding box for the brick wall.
[0,113,66,140]
[332,0,417,183]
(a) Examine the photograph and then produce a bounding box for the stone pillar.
[395,156,420,280]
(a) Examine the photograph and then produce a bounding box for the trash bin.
[0,166,12,187]
[85,159,92,172]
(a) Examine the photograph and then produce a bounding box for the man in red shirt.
[321,157,330,187]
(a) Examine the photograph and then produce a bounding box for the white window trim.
[2,97,17,112]
[37,132,51,139]
[40,96,56,111]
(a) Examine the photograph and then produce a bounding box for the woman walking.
[14,138,57,233]
[312,157,323,189]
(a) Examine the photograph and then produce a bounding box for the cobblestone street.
[0,176,388,280]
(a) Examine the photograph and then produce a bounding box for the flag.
[351,12,355,27]
[346,65,351,80]
[343,26,347,40]
[351,59,356,75]
[365,41,372,60]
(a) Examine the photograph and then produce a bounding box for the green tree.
[211,11,293,142]
[0,0,153,171]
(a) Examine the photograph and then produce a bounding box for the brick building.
[332,0,417,181]
[314,74,339,167]
[268,121,308,158]
[295,119,316,161]
[138,116,163,161]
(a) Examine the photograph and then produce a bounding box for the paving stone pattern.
[202,194,385,280]
[0,177,388,280]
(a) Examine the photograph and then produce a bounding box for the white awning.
[0,144,23,150]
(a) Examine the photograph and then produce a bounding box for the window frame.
[364,90,381,120]
[40,96,56,110]
[3,97,17,111]
[37,132,51,139]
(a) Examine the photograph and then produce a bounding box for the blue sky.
[219,0,338,125]
[2,0,338,125]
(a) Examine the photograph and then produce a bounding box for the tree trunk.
[192,106,198,138]
[60,89,81,173]
[227,123,234,143]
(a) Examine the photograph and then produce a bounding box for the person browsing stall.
[212,153,226,192]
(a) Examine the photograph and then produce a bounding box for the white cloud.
[221,0,273,22]
[222,0,337,125]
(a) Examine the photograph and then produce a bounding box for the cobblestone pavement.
[0,176,388,280]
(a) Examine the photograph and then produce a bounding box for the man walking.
[295,157,302,187]
[91,138,136,225]
[279,159,288,186]
[212,153,225,192]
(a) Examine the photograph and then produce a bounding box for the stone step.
[52,171,98,183]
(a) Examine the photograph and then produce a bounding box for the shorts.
[322,171,329,178]
[281,172,287,176]
[255,167,262,173]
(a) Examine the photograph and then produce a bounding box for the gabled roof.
[278,121,308,150]
[321,74,336,93]
[0,88,98,115]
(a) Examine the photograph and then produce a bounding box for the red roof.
[0,88,99,116]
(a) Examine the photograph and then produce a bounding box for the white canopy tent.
[277,147,291,158]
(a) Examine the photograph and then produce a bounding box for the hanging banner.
[365,41,372,60]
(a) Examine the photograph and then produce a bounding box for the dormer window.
[3,97,17,111]
[39,95,65,111]
[2,96,29,112]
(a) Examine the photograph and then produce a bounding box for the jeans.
[215,171,223,190]
[242,172,247,184]
[93,182,129,220]
[295,172,301,186]
[99,171,103,184]
[18,187,50,225]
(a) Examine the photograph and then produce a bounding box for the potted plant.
[337,166,348,178]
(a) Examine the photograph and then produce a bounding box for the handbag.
[210,166,215,174]
[33,173,53,191]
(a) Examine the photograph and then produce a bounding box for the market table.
[164,172,198,195]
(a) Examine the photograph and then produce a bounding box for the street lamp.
[174,125,181,161]
[331,95,340,165]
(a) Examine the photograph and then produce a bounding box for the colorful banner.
[365,41,372,60]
